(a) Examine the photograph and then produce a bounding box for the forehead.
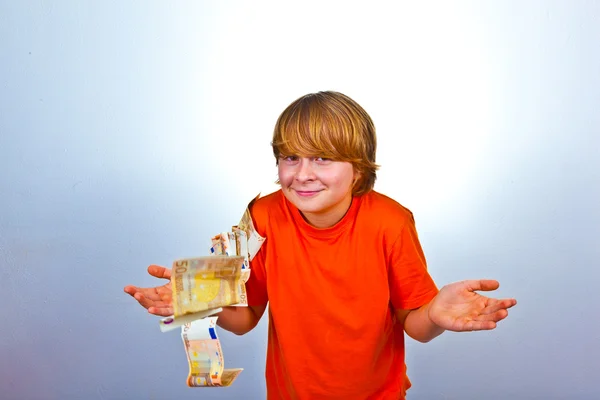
[276,127,334,156]
[276,121,342,158]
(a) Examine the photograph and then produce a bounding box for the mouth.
[293,189,322,197]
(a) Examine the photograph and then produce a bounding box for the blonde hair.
[271,91,379,196]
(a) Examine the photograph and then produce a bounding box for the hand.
[123,265,174,317]
[428,279,517,332]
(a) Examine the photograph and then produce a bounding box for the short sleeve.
[388,215,438,310]
[246,243,268,306]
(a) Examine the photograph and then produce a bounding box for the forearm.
[216,305,264,335]
[403,302,445,343]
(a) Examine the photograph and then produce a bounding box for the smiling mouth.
[294,189,322,197]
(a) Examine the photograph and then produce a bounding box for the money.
[159,229,254,332]
[212,230,250,270]
[233,229,249,268]
[158,255,247,332]
[210,232,235,257]
[171,255,247,314]
[210,229,251,307]
[157,194,267,388]
[159,307,222,333]
[233,194,266,262]
[182,317,243,387]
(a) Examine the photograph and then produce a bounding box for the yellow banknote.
[209,229,251,306]
[182,317,244,387]
[171,256,246,317]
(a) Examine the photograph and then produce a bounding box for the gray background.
[1,1,599,399]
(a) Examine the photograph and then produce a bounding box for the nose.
[295,158,315,182]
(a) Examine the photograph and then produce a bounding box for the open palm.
[123,265,174,317]
[428,279,517,332]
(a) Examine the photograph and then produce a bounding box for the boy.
[124,91,517,399]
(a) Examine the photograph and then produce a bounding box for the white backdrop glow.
[1,1,599,399]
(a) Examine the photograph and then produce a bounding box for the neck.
[301,196,353,229]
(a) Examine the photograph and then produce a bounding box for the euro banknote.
[210,229,251,288]
[182,317,243,387]
[159,307,222,333]
[233,194,265,262]
[157,195,267,388]
[159,255,246,332]
[171,255,247,314]
[211,230,249,273]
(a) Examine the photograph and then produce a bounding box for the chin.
[284,191,322,209]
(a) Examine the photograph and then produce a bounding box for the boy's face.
[278,156,358,228]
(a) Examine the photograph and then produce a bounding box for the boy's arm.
[216,196,270,336]
[396,280,517,343]
[216,304,267,335]
[396,304,444,343]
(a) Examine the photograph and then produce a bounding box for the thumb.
[148,264,171,280]
[464,279,500,292]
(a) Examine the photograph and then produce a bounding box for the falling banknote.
[158,194,266,388]
[210,229,251,297]
[159,255,247,333]
[181,317,243,387]
[234,194,266,261]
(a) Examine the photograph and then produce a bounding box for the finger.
[125,286,159,301]
[458,319,496,332]
[474,309,510,323]
[133,292,156,310]
[126,285,165,302]
[479,298,518,315]
[124,286,138,296]
[148,265,171,280]
[464,279,500,292]
[464,320,497,331]
[125,286,170,301]
[148,306,174,317]
[144,290,165,302]
[159,292,172,303]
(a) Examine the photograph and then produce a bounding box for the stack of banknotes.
[159,195,265,387]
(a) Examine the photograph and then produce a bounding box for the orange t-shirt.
[246,190,439,400]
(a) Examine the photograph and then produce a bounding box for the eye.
[281,155,299,163]
[314,157,331,163]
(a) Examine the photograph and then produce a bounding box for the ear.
[352,169,362,188]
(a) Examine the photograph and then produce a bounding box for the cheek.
[325,168,355,188]
[278,165,293,186]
